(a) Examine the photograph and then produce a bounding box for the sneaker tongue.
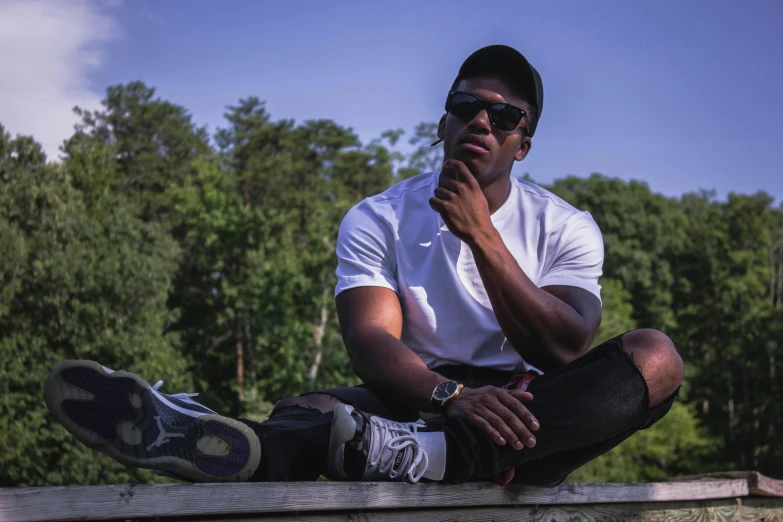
[392,448,405,473]
[381,439,411,477]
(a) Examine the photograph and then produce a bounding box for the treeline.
[1,82,781,486]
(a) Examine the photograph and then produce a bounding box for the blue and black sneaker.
[44,360,261,482]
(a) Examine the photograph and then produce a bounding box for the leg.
[510,386,679,486]
[44,359,411,483]
[503,329,683,486]
[239,394,336,482]
[241,386,420,481]
[44,360,261,482]
[621,329,684,408]
[433,329,683,483]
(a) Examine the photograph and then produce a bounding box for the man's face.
[438,74,532,187]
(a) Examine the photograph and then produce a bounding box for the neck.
[482,175,512,214]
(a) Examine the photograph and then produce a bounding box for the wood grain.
[192,498,783,521]
[671,471,783,497]
[0,479,750,522]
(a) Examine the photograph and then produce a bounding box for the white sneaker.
[44,359,261,482]
[328,404,428,483]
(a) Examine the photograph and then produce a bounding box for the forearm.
[469,227,591,369]
[345,328,448,411]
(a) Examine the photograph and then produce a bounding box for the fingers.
[485,394,532,449]
[467,413,507,446]
[433,187,454,201]
[440,159,461,180]
[428,197,445,213]
[508,390,534,402]
[472,397,531,450]
[481,408,524,449]
[475,391,537,450]
[496,392,539,445]
[448,387,540,450]
[442,159,479,188]
[438,177,463,194]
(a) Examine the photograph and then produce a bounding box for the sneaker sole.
[327,403,356,480]
[43,360,261,482]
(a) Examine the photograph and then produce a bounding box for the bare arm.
[335,286,448,411]
[336,285,539,449]
[430,159,602,372]
[470,228,602,371]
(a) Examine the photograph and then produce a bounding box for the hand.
[428,159,493,244]
[445,386,540,450]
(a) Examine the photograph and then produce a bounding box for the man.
[44,45,683,486]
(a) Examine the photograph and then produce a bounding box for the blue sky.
[2,0,781,203]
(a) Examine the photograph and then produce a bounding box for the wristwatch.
[431,380,464,411]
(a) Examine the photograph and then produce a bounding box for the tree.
[398,121,443,179]
[672,191,782,475]
[168,99,399,417]
[2,104,780,488]
[592,278,636,346]
[547,175,688,332]
[771,204,783,309]
[166,157,311,416]
[0,131,189,486]
[64,82,211,221]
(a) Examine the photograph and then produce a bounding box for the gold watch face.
[433,381,459,401]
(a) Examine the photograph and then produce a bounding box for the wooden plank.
[0,479,750,522]
[190,498,783,521]
[671,471,783,497]
[749,473,783,497]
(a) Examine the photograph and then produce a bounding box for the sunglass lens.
[490,104,522,131]
[449,93,482,121]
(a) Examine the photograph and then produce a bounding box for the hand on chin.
[440,156,483,187]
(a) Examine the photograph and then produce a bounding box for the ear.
[515,136,532,162]
[437,114,447,140]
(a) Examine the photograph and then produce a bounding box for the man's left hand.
[429,159,493,244]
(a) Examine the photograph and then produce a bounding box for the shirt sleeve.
[334,200,398,297]
[537,211,605,303]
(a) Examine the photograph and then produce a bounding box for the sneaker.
[328,404,428,483]
[43,359,261,482]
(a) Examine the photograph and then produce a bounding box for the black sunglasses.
[446,91,529,133]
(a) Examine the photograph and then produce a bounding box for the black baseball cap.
[451,45,544,137]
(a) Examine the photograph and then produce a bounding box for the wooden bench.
[2,472,781,521]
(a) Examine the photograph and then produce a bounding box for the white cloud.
[0,0,119,160]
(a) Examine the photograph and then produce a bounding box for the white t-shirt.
[335,171,604,374]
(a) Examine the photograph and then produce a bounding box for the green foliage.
[670,191,782,473]
[0,131,189,486]
[65,81,211,221]
[548,177,783,478]
[592,278,636,346]
[1,89,781,486]
[166,99,396,417]
[548,175,689,331]
[398,121,443,178]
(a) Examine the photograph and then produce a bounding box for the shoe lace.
[152,380,200,401]
[367,416,428,483]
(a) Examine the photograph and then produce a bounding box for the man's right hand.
[445,386,539,450]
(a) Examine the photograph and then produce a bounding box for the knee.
[272,392,343,415]
[621,329,684,407]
